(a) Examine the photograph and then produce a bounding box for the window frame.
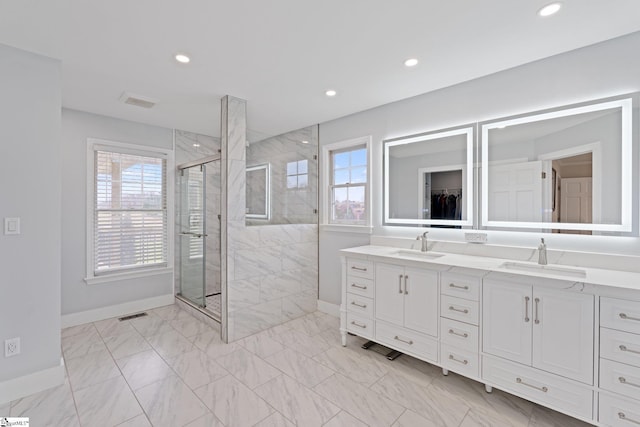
[321,136,372,232]
[85,138,174,285]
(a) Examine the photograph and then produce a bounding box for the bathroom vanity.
[340,245,640,426]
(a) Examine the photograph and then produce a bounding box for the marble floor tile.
[191,330,241,359]
[323,410,369,427]
[287,312,337,337]
[217,347,281,389]
[129,314,175,338]
[116,414,152,426]
[194,375,273,427]
[313,346,388,386]
[184,412,225,427]
[134,375,209,427]
[460,408,527,427]
[273,329,331,358]
[62,327,106,360]
[10,379,77,423]
[94,317,137,339]
[392,409,438,427]
[62,322,97,339]
[146,329,194,359]
[371,373,469,426]
[314,374,405,427]
[66,347,121,391]
[239,332,285,358]
[60,415,81,426]
[165,349,229,390]
[170,316,212,338]
[255,375,340,427]
[104,329,152,359]
[74,376,143,427]
[528,405,592,426]
[149,304,192,322]
[253,412,295,427]
[265,348,334,388]
[0,401,10,415]
[116,349,174,390]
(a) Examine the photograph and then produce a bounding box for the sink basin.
[393,250,445,260]
[500,262,586,278]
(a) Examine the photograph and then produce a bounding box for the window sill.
[85,267,173,285]
[320,224,373,234]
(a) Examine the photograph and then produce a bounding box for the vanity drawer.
[440,318,479,353]
[441,344,479,378]
[346,312,374,339]
[347,259,373,279]
[601,297,640,335]
[346,277,374,299]
[600,358,640,401]
[483,356,593,420]
[375,321,438,363]
[599,393,640,427]
[346,293,373,318]
[601,327,640,368]
[441,295,479,325]
[441,272,480,301]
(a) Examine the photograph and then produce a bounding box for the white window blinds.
[94,150,168,275]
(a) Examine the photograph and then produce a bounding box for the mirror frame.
[481,96,633,232]
[246,163,270,220]
[384,125,474,226]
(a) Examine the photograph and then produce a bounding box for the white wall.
[61,109,174,316]
[318,31,640,305]
[0,45,61,383]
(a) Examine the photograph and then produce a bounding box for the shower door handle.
[180,232,208,238]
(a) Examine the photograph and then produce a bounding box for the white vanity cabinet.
[483,278,594,385]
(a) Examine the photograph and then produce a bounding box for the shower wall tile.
[282,242,318,271]
[233,246,282,280]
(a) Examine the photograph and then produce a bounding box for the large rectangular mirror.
[384,126,474,226]
[481,95,633,233]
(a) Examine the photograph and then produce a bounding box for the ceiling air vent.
[119,92,158,109]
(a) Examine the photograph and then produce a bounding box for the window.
[329,143,369,225]
[286,159,308,189]
[87,140,171,282]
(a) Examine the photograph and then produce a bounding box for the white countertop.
[341,245,640,292]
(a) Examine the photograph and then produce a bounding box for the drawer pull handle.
[449,306,469,314]
[620,313,640,322]
[619,377,640,388]
[449,283,469,290]
[448,354,469,365]
[534,298,540,325]
[398,275,403,294]
[448,329,469,338]
[619,412,640,425]
[350,321,367,329]
[620,345,640,355]
[394,335,413,345]
[516,377,548,393]
[351,266,368,272]
[350,301,367,308]
[351,283,367,290]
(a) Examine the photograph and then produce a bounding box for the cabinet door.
[532,287,594,384]
[375,263,405,326]
[483,280,532,365]
[403,267,438,337]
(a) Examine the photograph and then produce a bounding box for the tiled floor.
[1,305,591,426]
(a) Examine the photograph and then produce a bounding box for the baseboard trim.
[317,300,340,317]
[0,358,65,404]
[61,294,175,328]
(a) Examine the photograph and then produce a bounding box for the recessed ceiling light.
[404,58,419,67]
[325,90,337,97]
[538,2,562,17]
[175,53,191,64]
[193,143,200,147]
[301,140,309,144]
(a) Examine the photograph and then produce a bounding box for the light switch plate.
[4,217,20,235]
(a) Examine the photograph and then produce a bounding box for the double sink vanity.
[340,243,640,426]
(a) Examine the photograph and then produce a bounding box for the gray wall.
[319,31,640,305]
[0,45,61,381]
[61,109,174,315]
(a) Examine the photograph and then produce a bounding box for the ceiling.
[2,1,640,140]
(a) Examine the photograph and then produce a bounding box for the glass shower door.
[179,164,206,307]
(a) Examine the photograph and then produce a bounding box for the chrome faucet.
[416,231,429,252]
[538,238,547,265]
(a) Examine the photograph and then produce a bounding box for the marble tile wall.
[222,97,318,342]
[174,130,221,302]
